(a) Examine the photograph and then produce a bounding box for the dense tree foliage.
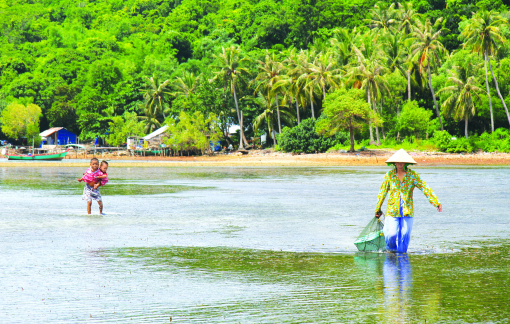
[1,0,509,149]
[278,118,348,153]
[0,101,42,141]
[106,111,145,146]
[316,88,372,152]
[164,111,221,154]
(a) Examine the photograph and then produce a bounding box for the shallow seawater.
[0,166,509,323]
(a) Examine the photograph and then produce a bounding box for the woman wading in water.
[375,149,442,253]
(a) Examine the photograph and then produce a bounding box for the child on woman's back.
[78,158,109,215]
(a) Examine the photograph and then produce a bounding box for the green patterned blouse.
[375,168,441,218]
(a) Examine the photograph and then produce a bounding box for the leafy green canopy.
[0,0,509,147]
[0,102,42,141]
[396,101,434,138]
[106,111,146,147]
[316,88,372,152]
[165,111,221,154]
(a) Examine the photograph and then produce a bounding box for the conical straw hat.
[385,149,417,164]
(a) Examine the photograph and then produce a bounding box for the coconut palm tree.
[410,17,448,131]
[282,48,308,124]
[352,29,381,60]
[329,27,359,67]
[383,30,408,75]
[347,43,389,146]
[365,3,397,34]
[307,51,342,101]
[139,74,171,131]
[394,29,426,103]
[172,71,200,100]
[295,50,342,121]
[395,2,421,35]
[253,52,286,133]
[403,50,414,101]
[293,49,320,120]
[252,92,295,146]
[393,3,421,102]
[462,9,510,130]
[438,66,483,139]
[210,46,250,149]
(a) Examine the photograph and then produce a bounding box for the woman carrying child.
[78,158,109,215]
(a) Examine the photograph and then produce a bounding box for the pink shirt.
[100,172,109,186]
[82,168,108,186]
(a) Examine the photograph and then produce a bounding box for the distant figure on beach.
[78,158,109,215]
[375,149,442,253]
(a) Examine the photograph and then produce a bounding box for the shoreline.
[1,150,509,167]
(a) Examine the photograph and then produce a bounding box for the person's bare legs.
[98,201,103,214]
[87,201,92,215]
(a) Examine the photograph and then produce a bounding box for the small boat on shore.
[4,149,70,161]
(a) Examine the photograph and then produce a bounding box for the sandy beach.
[1,149,509,167]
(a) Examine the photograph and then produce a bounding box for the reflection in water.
[353,253,385,277]
[383,253,412,323]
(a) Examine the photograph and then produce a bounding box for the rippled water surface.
[1,166,509,323]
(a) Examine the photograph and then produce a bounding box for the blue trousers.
[383,201,414,253]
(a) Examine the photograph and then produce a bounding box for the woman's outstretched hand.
[375,211,383,218]
[437,204,443,212]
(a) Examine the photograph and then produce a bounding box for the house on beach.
[142,125,169,146]
[39,127,77,147]
[126,125,169,149]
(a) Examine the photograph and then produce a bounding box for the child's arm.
[94,174,107,189]
[100,175,108,187]
[77,171,87,182]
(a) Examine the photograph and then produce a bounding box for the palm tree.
[139,74,171,132]
[253,52,286,133]
[347,44,389,146]
[383,30,408,75]
[252,92,295,146]
[293,49,320,120]
[307,51,342,101]
[329,28,358,67]
[282,48,308,124]
[365,3,397,34]
[210,46,250,149]
[438,66,483,139]
[172,71,200,100]
[395,2,421,35]
[295,50,341,120]
[462,9,510,130]
[382,30,411,130]
[393,2,421,101]
[353,29,381,60]
[410,18,448,131]
[403,50,414,101]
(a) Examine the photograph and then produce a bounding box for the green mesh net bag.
[354,215,386,252]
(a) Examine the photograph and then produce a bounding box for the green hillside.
[1,0,509,150]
